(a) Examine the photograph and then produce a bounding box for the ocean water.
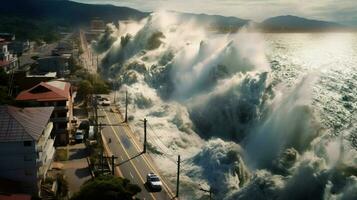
[93,12,357,199]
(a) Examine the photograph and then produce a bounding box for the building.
[0,33,15,42]
[12,70,57,95]
[0,38,18,73]
[8,40,31,56]
[37,56,70,77]
[91,19,105,32]
[52,41,73,56]
[0,106,55,196]
[15,80,73,146]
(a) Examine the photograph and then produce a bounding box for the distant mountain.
[178,12,250,31]
[0,0,149,26]
[259,15,347,32]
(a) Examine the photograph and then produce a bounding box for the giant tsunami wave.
[93,11,357,200]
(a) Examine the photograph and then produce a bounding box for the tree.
[77,80,93,106]
[71,176,141,200]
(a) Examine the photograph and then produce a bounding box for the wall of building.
[42,100,71,145]
[0,140,38,193]
[0,122,55,194]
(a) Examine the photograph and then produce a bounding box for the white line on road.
[129,171,134,179]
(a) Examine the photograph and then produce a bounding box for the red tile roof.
[16,80,71,101]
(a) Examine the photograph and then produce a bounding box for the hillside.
[178,12,250,32]
[260,15,347,32]
[0,0,148,26]
[0,0,148,42]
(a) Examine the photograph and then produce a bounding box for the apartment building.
[16,80,73,146]
[0,106,55,195]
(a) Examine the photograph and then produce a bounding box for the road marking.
[103,112,157,200]
[122,120,176,197]
[101,132,123,177]
[111,107,176,198]
[130,171,134,179]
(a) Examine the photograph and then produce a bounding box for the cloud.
[73,0,357,25]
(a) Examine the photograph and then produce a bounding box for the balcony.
[37,122,53,150]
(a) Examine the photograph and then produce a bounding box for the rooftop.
[0,106,54,142]
[16,80,71,101]
[26,72,57,78]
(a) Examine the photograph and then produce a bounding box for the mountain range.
[0,0,353,32]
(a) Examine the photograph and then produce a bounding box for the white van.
[88,126,95,139]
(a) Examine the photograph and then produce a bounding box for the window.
[23,141,32,146]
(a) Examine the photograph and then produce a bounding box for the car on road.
[78,120,90,131]
[101,97,111,106]
[146,172,162,191]
[75,130,84,143]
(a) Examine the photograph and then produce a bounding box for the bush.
[71,176,141,200]
[56,148,68,161]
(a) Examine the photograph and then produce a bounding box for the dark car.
[78,120,90,131]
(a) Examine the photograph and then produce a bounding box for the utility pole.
[199,186,213,200]
[143,118,147,153]
[99,123,104,174]
[95,96,99,135]
[111,155,117,175]
[102,154,118,176]
[124,90,128,122]
[176,155,181,198]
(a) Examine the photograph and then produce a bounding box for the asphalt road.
[97,105,176,200]
[79,29,97,74]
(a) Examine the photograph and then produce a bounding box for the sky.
[73,0,357,25]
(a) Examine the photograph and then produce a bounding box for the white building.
[0,38,18,73]
[0,106,55,196]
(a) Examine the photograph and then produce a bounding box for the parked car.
[88,126,95,139]
[101,97,111,106]
[146,172,162,191]
[78,120,90,131]
[75,130,84,143]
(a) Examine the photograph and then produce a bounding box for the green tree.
[71,176,141,200]
[77,80,93,106]
[87,74,110,94]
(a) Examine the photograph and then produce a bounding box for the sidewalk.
[56,143,92,197]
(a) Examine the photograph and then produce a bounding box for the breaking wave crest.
[93,11,357,200]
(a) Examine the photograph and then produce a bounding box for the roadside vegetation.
[70,176,141,200]
[67,56,110,106]
[55,147,69,161]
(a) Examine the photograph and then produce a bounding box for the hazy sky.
[73,0,357,25]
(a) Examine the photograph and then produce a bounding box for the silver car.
[146,172,162,191]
